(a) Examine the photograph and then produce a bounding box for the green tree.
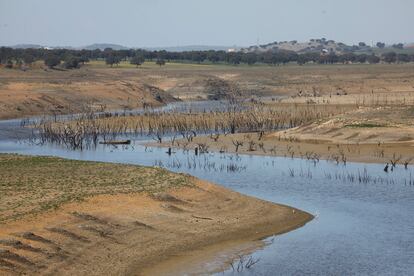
[356,54,368,63]
[262,51,274,65]
[5,59,13,69]
[0,47,13,64]
[382,52,397,63]
[191,52,206,63]
[206,50,222,63]
[226,52,241,65]
[44,54,61,68]
[297,54,307,65]
[23,54,35,65]
[392,43,404,49]
[63,56,80,69]
[79,55,90,64]
[105,55,120,67]
[397,53,410,63]
[156,58,165,67]
[376,42,385,49]
[130,55,145,67]
[339,53,356,64]
[242,52,257,65]
[367,54,380,64]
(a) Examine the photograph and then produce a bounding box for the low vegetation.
[0,154,192,222]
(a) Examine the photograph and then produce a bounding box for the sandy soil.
[153,106,414,165]
[0,155,312,275]
[164,133,414,164]
[2,62,414,119]
[0,67,177,120]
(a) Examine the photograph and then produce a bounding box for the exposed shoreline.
[0,154,312,275]
[149,131,414,165]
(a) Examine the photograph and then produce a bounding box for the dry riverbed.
[0,154,312,275]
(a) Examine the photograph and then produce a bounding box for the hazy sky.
[0,0,413,47]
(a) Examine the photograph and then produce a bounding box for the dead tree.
[169,134,176,146]
[197,143,209,154]
[232,140,244,152]
[181,130,196,142]
[403,157,413,169]
[209,133,220,142]
[390,153,402,168]
[248,140,256,151]
[152,132,163,143]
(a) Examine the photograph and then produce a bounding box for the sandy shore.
[0,155,312,275]
[151,105,414,165]
[152,132,414,164]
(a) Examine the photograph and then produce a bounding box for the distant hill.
[79,43,129,50]
[78,44,237,51]
[80,44,236,51]
[11,44,47,49]
[146,45,238,52]
[8,43,127,50]
[241,39,368,54]
[242,39,414,54]
[7,43,237,52]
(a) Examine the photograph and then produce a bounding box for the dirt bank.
[0,67,177,120]
[2,62,414,120]
[0,154,312,275]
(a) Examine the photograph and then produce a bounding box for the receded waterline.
[1,136,413,275]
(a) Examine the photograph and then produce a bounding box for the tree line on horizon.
[0,47,413,69]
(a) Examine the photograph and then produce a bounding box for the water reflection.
[0,136,413,275]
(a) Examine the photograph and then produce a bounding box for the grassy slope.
[0,154,191,222]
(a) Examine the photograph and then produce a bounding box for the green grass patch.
[0,154,192,223]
